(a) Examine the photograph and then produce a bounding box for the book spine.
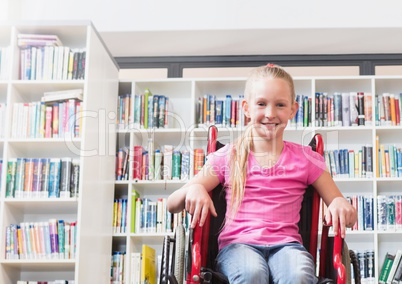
[59,158,72,198]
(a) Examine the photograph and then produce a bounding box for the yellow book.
[141,244,156,284]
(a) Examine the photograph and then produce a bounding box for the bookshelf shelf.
[0,21,118,284]
[114,75,402,283]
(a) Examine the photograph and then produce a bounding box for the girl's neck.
[251,137,284,156]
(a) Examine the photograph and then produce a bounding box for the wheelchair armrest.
[320,222,346,284]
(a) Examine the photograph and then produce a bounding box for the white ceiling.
[102,28,402,57]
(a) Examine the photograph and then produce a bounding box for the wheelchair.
[160,125,360,284]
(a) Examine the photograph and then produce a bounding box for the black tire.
[349,250,361,284]
[160,236,171,284]
[174,224,185,284]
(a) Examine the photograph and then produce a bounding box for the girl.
[167,64,357,283]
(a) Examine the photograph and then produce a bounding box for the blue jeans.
[215,242,318,284]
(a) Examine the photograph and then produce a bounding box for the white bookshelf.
[114,75,402,283]
[0,22,118,283]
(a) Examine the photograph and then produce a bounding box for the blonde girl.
[167,64,356,283]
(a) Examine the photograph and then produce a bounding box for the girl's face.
[242,78,298,141]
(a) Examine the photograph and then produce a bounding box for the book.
[17,33,63,47]
[131,252,141,284]
[380,253,396,283]
[41,89,83,103]
[141,245,156,284]
[392,252,402,283]
[387,250,402,283]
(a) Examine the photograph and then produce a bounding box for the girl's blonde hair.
[228,64,296,218]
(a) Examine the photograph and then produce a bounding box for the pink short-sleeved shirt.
[207,141,326,250]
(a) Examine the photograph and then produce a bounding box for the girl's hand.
[185,184,217,228]
[325,197,357,238]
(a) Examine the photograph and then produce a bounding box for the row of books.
[196,94,248,128]
[113,198,128,234]
[5,157,80,199]
[347,195,375,231]
[5,219,77,260]
[131,193,189,234]
[117,144,204,181]
[354,249,375,281]
[376,93,402,126]
[377,195,402,231]
[377,144,402,178]
[18,33,85,81]
[111,251,126,284]
[379,249,402,284]
[315,92,372,127]
[0,103,5,138]
[16,281,75,284]
[324,146,374,179]
[117,90,170,130]
[0,47,8,80]
[11,98,82,139]
[130,245,159,284]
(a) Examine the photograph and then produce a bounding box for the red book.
[230,100,237,127]
[132,146,143,180]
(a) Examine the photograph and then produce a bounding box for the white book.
[131,252,141,284]
[42,89,83,103]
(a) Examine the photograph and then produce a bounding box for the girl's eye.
[257,102,265,106]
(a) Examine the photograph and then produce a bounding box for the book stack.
[112,198,128,234]
[111,251,126,284]
[18,33,86,80]
[131,191,189,234]
[126,144,191,181]
[376,138,402,178]
[377,195,402,232]
[130,245,157,284]
[11,96,82,139]
[5,157,80,199]
[376,93,402,126]
[291,94,312,128]
[314,92,372,127]
[5,219,77,260]
[379,250,402,283]
[117,89,171,130]
[346,195,374,231]
[196,94,247,128]
[324,145,374,178]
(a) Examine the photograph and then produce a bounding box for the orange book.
[390,94,396,126]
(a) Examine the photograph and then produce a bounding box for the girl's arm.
[312,170,357,238]
[167,162,220,228]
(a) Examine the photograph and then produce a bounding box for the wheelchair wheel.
[349,250,361,284]
[160,235,171,284]
[341,241,352,284]
[174,224,185,284]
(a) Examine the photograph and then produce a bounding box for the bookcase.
[0,22,119,283]
[114,75,402,283]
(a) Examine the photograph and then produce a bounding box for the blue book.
[48,158,61,198]
[225,95,232,127]
[364,196,374,230]
[215,100,223,125]
[333,150,341,177]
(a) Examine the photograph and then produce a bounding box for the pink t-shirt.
[207,141,326,250]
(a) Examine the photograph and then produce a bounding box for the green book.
[143,88,152,129]
[379,252,395,283]
[131,190,140,233]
